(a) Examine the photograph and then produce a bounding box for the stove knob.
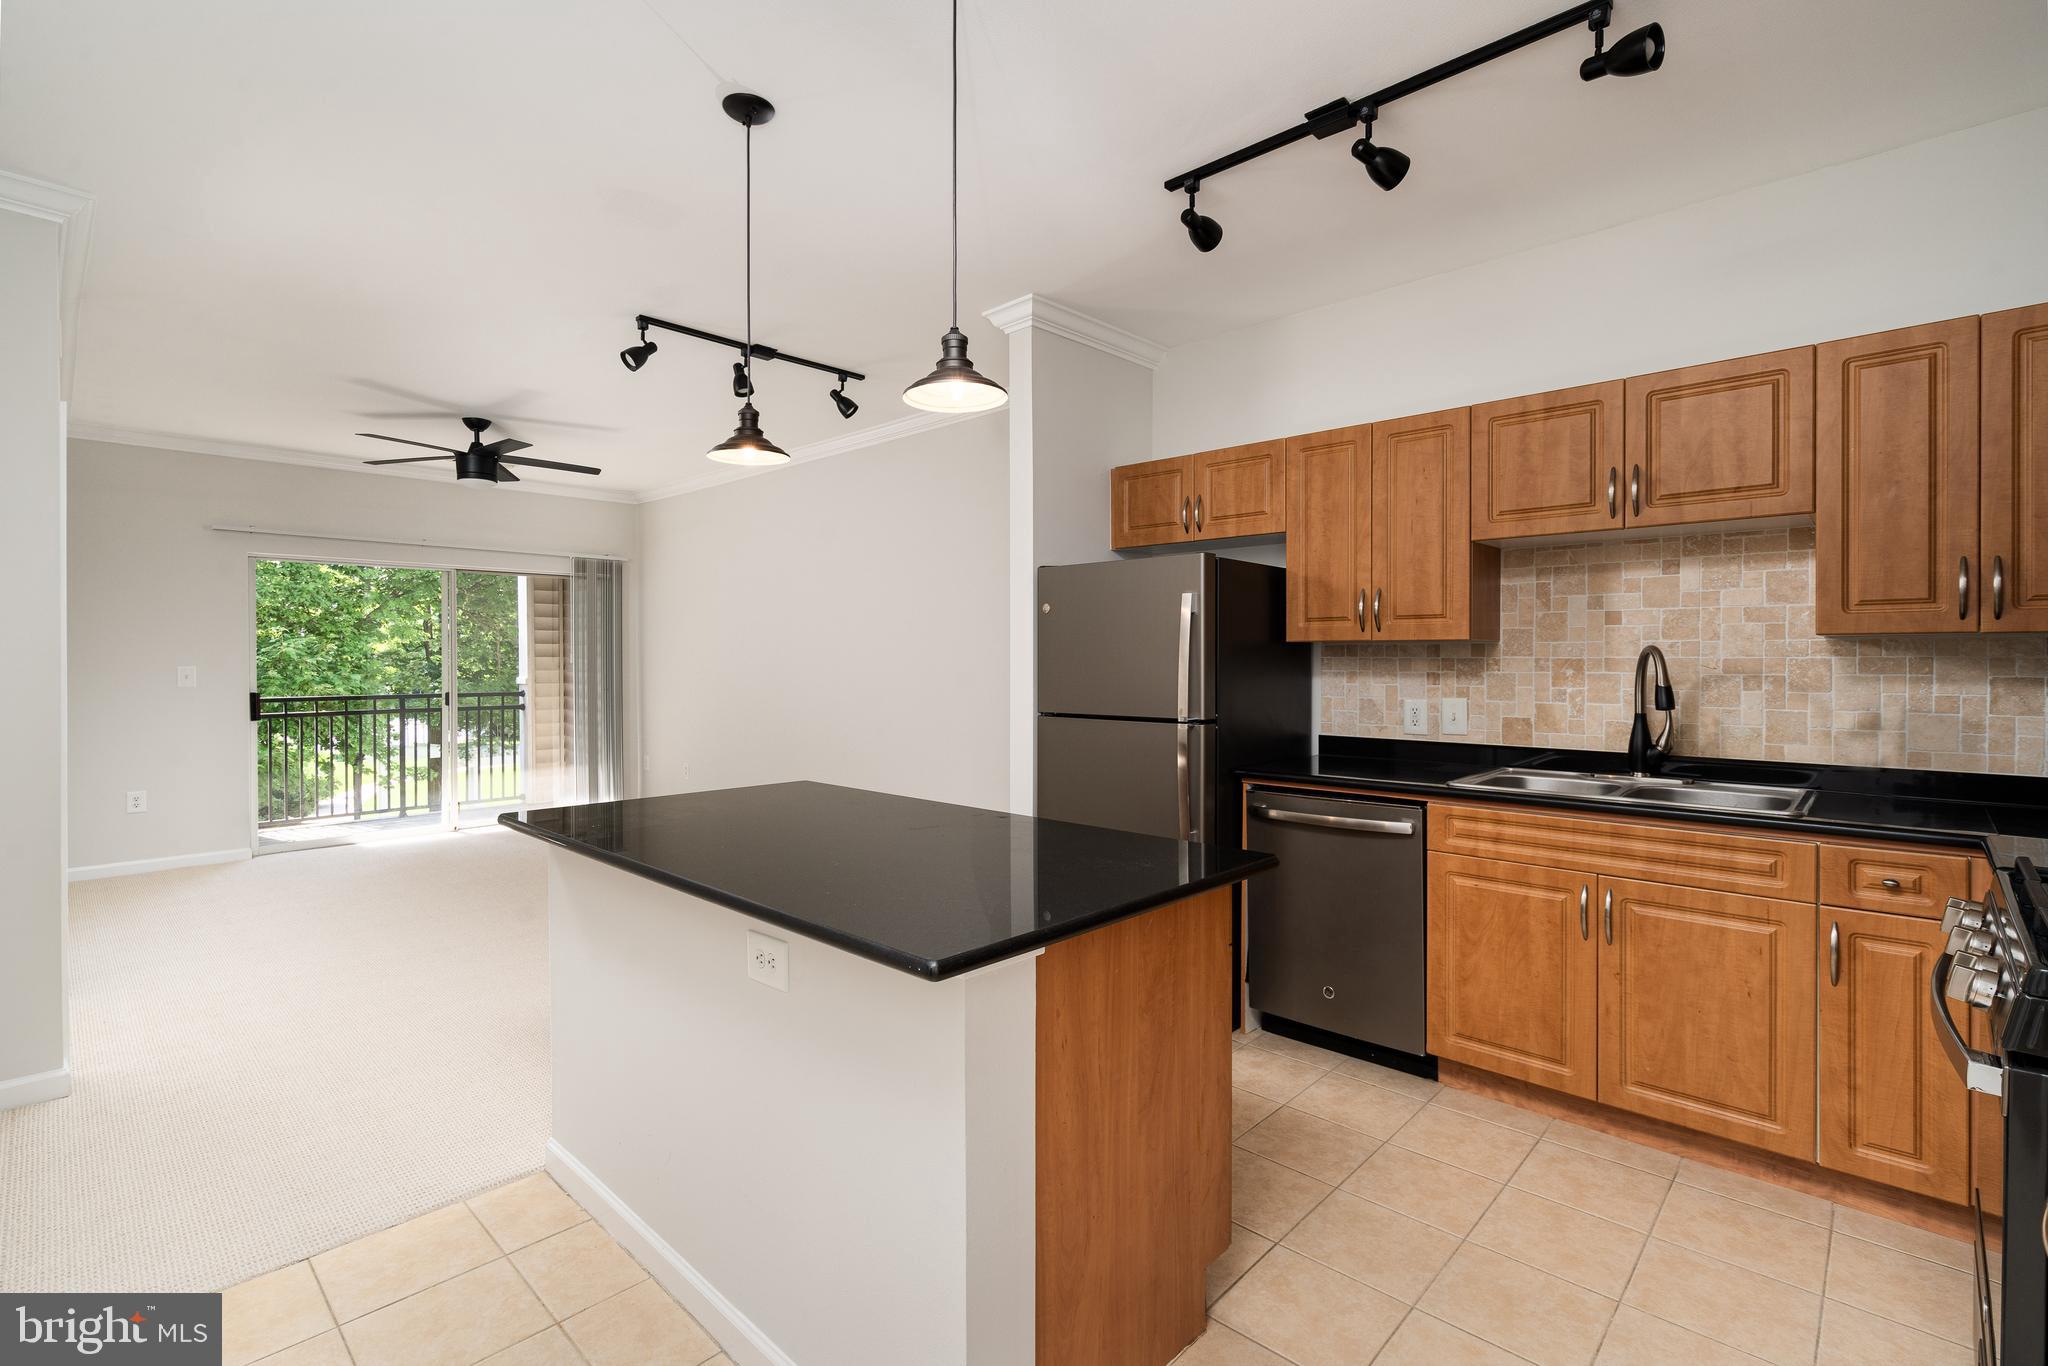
[1965,967,2003,1009]
[1942,897,1988,933]
[1948,926,1998,957]
[1946,954,1987,1002]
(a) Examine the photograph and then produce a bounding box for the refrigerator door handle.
[1175,724,1194,841]
[1176,591,1196,722]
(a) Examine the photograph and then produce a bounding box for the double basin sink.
[1450,765,1817,817]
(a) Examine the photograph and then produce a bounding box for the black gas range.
[1939,856,2048,1365]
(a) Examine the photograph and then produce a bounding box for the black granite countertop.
[1239,737,2048,869]
[500,781,1274,980]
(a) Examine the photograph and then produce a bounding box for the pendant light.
[707,93,790,465]
[903,0,1008,414]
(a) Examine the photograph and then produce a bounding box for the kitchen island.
[502,782,1273,1366]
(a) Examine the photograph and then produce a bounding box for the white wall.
[635,414,1009,810]
[1153,107,2048,455]
[66,441,639,873]
[0,205,69,1101]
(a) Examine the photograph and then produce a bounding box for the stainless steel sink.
[1449,766,1815,817]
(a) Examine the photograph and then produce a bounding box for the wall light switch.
[176,666,198,688]
[126,790,148,813]
[1441,697,1469,736]
[1401,699,1429,736]
[747,930,789,992]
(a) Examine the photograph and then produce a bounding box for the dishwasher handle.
[1248,801,1415,837]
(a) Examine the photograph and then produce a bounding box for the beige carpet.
[0,828,550,1292]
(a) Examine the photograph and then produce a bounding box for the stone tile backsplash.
[1319,528,2048,775]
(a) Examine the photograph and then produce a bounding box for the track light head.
[1181,184,1222,253]
[732,360,753,399]
[1349,112,1410,191]
[831,378,859,420]
[619,334,658,371]
[1581,19,1664,80]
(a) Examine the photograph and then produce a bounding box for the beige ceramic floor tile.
[562,1279,721,1366]
[1429,1086,1553,1136]
[1816,1299,1974,1365]
[1831,1204,1973,1272]
[1594,1306,1770,1364]
[468,1173,589,1254]
[1543,1120,1681,1178]
[1288,1074,1426,1139]
[1674,1158,1831,1226]
[510,1220,649,1320]
[1374,1311,1527,1364]
[251,1330,352,1366]
[1207,1224,1273,1305]
[340,1260,553,1366]
[1232,1048,1325,1103]
[1280,1190,1458,1304]
[1824,1231,1975,1345]
[1622,1239,1820,1366]
[222,1262,336,1366]
[1246,1032,1346,1070]
[1390,1106,1539,1182]
[1170,1320,1289,1365]
[310,1202,502,1323]
[1230,1148,1333,1241]
[1212,1246,1407,1366]
[480,1326,587,1365]
[1652,1183,1830,1292]
[1330,1057,1441,1102]
[1237,1106,1380,1184]
[1469,1187,1647,1298]
[1511,1142,1671,1232]
[1232,1087,1282,1139]
[1340,1143,1502,1237]
[1417,1243,1617,1366]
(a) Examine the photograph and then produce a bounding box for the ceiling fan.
[357,416,601,484]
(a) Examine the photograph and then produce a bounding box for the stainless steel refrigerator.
[1036,554,1310,852]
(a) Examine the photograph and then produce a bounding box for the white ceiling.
[4,0,2046,498]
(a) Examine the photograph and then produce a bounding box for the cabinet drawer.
[1429,801,1815,901]
[1817,843,1971,919]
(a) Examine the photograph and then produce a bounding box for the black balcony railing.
[253,689,524,828]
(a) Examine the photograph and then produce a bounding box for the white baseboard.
[546,1139,795,1366]
[67,848,251,882]
[0,1067,71,1112]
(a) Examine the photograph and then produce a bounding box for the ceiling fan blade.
[494,465,522,482]
[497,454,602,476]
[364,455,457,466]
[357,433,465,454]
[479,438,533,457]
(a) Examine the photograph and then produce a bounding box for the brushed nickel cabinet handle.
[1960,555,1971,620]
[1194,494,1204,532]
[1180,496,1191,534]
[1829,921,1841,987]
[1603,888,1614,945]
[1993,555,2006,620]
[1355,589,1366,632]
[1607,468,1618,518]
[1372,588,1382,633]
[1580,885,1590,941]
[1630,464,1642,517]
[1880,877,1902,891]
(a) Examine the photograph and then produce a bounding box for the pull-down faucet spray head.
[1628,644,1677,775]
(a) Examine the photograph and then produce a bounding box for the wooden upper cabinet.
[1818,908,1970,1202]
[1470,381,1624,541]
[1283,425,1372,641]
[1982,302,2048,632]
[1596,878,1816,1158]
[1372,408,1499,641]
[1623,347,1815,528]
[1427,853,1599,1099]
[1191,442,1285,540]
[1815,317,1980,635]
[1110,455,1193,549]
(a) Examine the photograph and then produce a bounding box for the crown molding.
[66,422,642,504]
[0,170,95,400]
[982,294,1164,370]
[635,407,998,504]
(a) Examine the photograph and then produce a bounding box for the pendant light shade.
[905,0,1007,415]
[706,401,789,465]
[704,93,790,464]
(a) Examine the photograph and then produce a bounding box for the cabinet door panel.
[1372,407,1499,641]
[1427,853,1599,1099]
[1982,302,2048,632]
[1192,442,1285,540]
[1815,318,1979,634]
[1470,381,1625,540]
[1283,426,1371,642]
[1818,908,1969,1202]
[1624,347,1814,527]
[1597,878,1815,1157]
[1110,456,1192,549]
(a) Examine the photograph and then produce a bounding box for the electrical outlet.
[746,930,789,992]
[1401,699,1429,736]
[1441,697,1469,736]
[176,666,198,688]
[125,790,148,813]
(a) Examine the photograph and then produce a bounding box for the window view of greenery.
[254,561,524,827]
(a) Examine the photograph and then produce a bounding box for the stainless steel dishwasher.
[1244,789,1427,1055]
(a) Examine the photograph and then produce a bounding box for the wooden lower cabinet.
[1597,878,1816,1157]
[1427,854,1599,1099]
[1817,908,1970,1203]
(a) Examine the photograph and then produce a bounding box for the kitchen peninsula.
[502,781,1274,1366]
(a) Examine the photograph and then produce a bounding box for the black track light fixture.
[1181,183,1223,253]
[619,324,658,372]
[731,360,752,399]
[830,376,859,420]
[1580,10,1665,80]
[1349,109,1409,191]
